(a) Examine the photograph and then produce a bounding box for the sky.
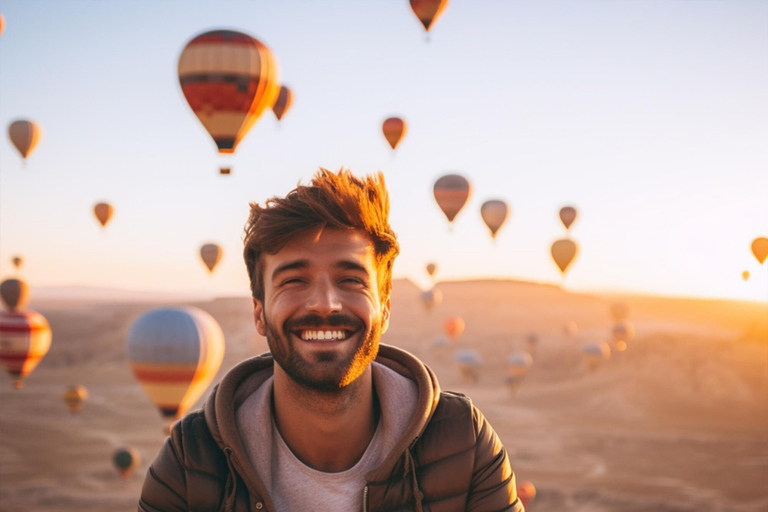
[0,0,766,302]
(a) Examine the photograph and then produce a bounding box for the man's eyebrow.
[334,260,369,274]
[271,260,310,281]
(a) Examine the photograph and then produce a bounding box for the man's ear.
[253,297,267,336]
[380,297,391,335]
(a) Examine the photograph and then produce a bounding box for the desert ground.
[1,279,766,511]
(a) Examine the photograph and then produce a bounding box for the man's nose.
[306,278,342,316]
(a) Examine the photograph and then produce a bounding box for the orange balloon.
[8,120,41,160]
[426,263,437,277]
[93,202,113,228]
[559,206,577,230]
[178,29,280,154]
[551,239,578,275]
[752,237,768,265]
[410,0,449,32]
[62,385,88,413]
[0,310,52,389]
[742,270,750,281]
[516,481,536,507]
[272,85,294,121]
[382,117,407,150]
[0,14,5,37]
[444,316,465,341]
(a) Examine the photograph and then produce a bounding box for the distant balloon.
[113,448,141,479]
[200,243,223,273]
[516,481,537,507]
[564,320,578,338]
[434,174,471,224]
[444,316,465,341]
[410,0,449,32]
[480,200,510,239]
[420,288,442,312]
[612,321,635,344]
[506,351,533,392]
[455,349,482,383]
[219,167,231,175]
[0,310,51,389]
[559,206,577,230]
[11,256,23,270]
[93,202,113,228]
[742,271,750,281]
[609,302,630,322]
[126,307,225,433]
[0,14,4,37]
[8,120,41,160]
[0,278,29,312]
[752,237,768,265]
[426,263,437,277]
[178,29,280,154]
[62,385,88,413]
[551,239,578,275]
[382,117,407,150]
[272,85,294,121]
[582,342,610,372]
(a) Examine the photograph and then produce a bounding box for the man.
[139,169,523,511]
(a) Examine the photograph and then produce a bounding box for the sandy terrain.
[1,279,766,511]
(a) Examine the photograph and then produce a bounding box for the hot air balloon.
[609,302,629,322]
[516,481,537,508]
[434,174,471,225]
[420,288,442,312]
[126,307,224,433]
[219,167,231,175]
[113,448,141,479]
[444,316,465,341]
[506,352,533,393]
[455,349,482,383]
[752,237,768,265]
[382,117,406,150]
[0,14,4,37]
[0,310,51,389]
[93,202,113,228]
[551,239,578,275]
[8,120,41,161]
[178,29,280,154]
[742,271,750,281]
[559,206,577,231]
[0,278,29,312]
[612,321,635,344]
[480,200,509,240]
[272,85,293,121]
[62,385,88,413]
[200,243,223,273]
[582,342,610,372]
[11,256,23,270]
[410,0,449,33]
[426,263,437,277]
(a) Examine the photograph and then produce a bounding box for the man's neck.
[272,365,378,473]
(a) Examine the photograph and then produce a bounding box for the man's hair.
[243,168,400,303]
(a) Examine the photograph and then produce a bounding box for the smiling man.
[139,169,523,512]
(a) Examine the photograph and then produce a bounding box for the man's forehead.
[265,228,376,273]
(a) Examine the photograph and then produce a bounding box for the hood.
[203,343,441,507]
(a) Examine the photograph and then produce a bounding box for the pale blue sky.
[1,0,766,301]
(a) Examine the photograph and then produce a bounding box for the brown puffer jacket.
[138,344,524,512]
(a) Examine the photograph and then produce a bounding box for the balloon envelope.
[11,256,22,270]
[126,307,224,432]
[200,243,223,273]
[8,120,41,160]
[382,117,406,150]
[742,270,750,281]
[93,202,113,228]
[516,481,537,507]
[752,237,768,264]
[62,384,88,413]
[612,321,635,343]
[551,239,578,275]
[480,200,509,239]
[420,288,442,312]
[455,348,482,383]
[426,263,437,277]
[410,0,449,32]
[1,278,29,312]
[434,174,471,223]
[113,448,141,479]
[582,342,610,371]
[178,29,280,154]
[444,316,465,341]
[559,206,577,230]
[272,85,293,121]
[0,310,51,388]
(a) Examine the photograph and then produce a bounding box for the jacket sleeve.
[466,405,524,511]
[138,426,189,512]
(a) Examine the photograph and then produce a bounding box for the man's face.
[253,228,390,391]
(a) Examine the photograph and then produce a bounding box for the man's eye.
[341,277,365,285]
[282,278,304,285]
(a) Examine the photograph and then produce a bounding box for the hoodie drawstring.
[403,446,424,512]
[220,447,239,512]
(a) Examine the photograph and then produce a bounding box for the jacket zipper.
[362,485,369,512]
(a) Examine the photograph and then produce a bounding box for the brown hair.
[243,168,400,302]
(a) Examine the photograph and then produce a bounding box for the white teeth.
[300,329,347,341]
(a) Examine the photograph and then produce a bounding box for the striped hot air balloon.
[433,174,471,224]
[126,307,224,433]
[8,120,41,161]
[0,310,52,389]
[178,29,280,154]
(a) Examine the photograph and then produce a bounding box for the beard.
[264,312,382,392]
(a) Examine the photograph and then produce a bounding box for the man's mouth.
[296,329,354,342]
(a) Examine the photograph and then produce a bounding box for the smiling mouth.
[295,329,354,342]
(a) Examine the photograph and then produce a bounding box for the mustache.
[284,314,364,332]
